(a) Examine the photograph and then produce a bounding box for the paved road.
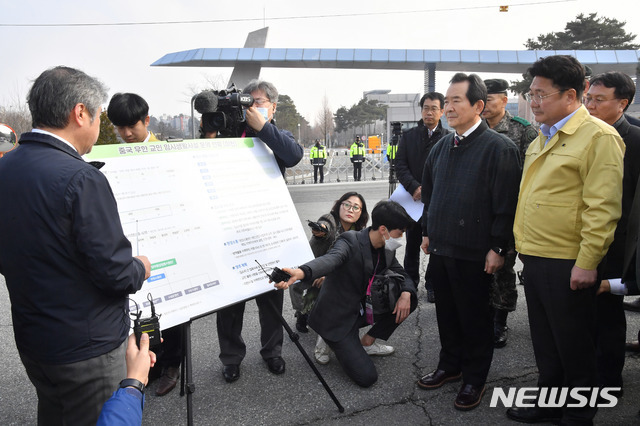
[2,181,640,425]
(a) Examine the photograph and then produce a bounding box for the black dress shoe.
[494,324,508,348]
[266,356,286,375]
[506,406,562,423]
[626,341,640,352]
[417,369,462,389]
[454,384,485,411]
[295,313,308,333]
[623,298,640,312]
[222,364,240,383]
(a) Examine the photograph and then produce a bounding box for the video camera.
[390,122,403,145]
[194,84,254,138]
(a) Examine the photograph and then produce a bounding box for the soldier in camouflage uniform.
[482,79,538,348]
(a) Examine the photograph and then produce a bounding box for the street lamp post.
[297,123,301,144]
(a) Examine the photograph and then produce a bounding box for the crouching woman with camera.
[276,201,417,387]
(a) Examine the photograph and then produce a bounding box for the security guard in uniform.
[483,79,539,163]
[310,139,327,183]
[386,143,397,162]
[482,78,538,348]
[349,136,366,181]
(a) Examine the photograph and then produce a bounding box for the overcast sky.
[1,0,639,125]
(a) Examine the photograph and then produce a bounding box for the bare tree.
[0,87,32,137]
[315,95,335,148]
[0,106,31,137]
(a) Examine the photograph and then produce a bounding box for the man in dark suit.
[600,174,640,310]
[394,92,450,303]
[586,71,640,393]
[599,174,640,422]
[276,201,417,387]
[418,73,521,411]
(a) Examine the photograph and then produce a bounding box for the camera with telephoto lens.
[194,84,254,138]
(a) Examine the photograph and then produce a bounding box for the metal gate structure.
[285,149,389,185]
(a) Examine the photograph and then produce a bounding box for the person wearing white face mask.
[289,192,370,366]
[213,79,304,384]
[275,201,417,388]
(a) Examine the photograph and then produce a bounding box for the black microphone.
[194,91,219,114]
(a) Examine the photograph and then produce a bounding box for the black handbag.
[369,270,404,315]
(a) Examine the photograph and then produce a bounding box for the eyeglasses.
[584,96,620,106]
[422,106,441,113]
[253,97,271,106]
[341,202,361,212]
[524,90,567,104]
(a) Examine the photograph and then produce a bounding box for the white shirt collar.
[457,118,482,139]
[31,129,78,153]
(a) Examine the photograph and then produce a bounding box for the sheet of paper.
[389,183,424,222]
[85,138,313,329]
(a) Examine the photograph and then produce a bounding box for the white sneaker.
[314,335,331,364]
[363,341,395,356]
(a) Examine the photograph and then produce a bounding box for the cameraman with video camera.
[195,79,303,383]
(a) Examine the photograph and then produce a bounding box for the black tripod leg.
[180,321,196,426]
[267,291,344,413]
[180,323,186,397]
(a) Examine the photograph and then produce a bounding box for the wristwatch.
[119,378,146,394]
[491,246,505,256]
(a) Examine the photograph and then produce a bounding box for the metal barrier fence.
[285,149,390,184]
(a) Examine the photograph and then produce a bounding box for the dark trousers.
[429,254,494,386]
[20,341,126,426]
[326,302,416,388]
[157,324,184,369]
[521,255,598,423]
[313,165,324,183]
[595,293,625,388]
[216,290,284,365]
[403,218,422,285]
[353,162,362,181]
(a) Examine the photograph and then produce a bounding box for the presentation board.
[85,138,314,330]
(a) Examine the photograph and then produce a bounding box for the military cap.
[484,79,509,94]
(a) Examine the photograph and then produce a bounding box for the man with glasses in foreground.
[510,56,624,424]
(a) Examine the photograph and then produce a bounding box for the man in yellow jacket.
[509,55,624,425]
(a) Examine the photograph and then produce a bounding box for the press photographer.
[196,79,304,383]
